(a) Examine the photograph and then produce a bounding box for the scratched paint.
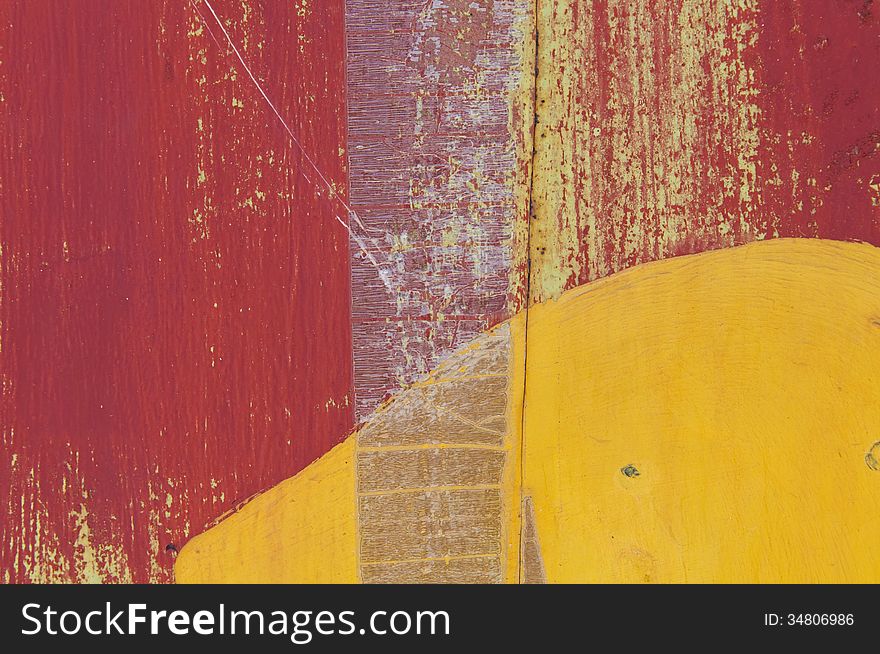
[0,0,352,583]
[345,0,534,417]
[529,0,880,303]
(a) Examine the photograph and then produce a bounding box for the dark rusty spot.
[621,464,640,478]
[866,442,880,471]
[165,543,178,555]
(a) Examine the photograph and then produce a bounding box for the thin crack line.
[192,0,395,291]
[517,0,541,586]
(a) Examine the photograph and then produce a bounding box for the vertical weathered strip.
[345,0,535,417]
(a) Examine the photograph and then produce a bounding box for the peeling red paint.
[753,0,880,241]
[0,0,352,582]
[529,0,880,302]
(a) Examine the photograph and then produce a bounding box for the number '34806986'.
[764,613,854,626]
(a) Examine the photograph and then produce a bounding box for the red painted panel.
[0,0,352,582]
[754,0,880,241]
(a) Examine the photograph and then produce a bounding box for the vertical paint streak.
[0,0,352,583]
[345,0,534,417]
[531,0,763,302]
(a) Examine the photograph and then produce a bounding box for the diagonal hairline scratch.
[192,0,396,292]
[199,0,341,211]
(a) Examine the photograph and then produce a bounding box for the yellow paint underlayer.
[175,438,359,583]
[522,238,880,582]
[530,0,761,301]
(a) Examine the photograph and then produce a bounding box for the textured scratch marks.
[530,0,880,303]
[195,0,396,291]
[346,0,534,417]
[356,324,512,583]
[0,0,351,583]
[531,0,763,301]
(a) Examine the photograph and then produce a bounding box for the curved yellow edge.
[177,238,880,583]
[523,238,880,582]
[175,438,359,584]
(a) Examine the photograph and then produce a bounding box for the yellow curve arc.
[177,238,880,583]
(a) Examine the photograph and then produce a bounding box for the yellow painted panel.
[175,438,359,583]
[503,312,527,583]
[522,238,880,582]
[177,239,880,583]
